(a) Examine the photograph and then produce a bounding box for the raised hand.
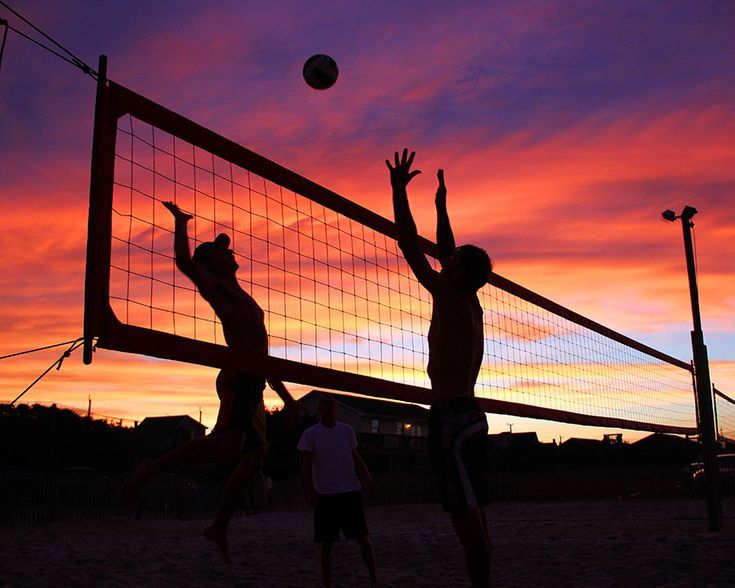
[162,200,193,222]
[386,148,422,189]
[436,169,447,206]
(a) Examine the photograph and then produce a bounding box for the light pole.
[662,205,721,531]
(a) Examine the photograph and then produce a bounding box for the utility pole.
[662,205,721,531]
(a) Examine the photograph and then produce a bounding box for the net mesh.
[105,112,696,432]
[715,388,735,443]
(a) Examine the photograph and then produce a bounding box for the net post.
[83,55,115,364]
[679,208,722,531]
[692,332,722,531]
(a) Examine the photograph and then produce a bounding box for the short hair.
[192,233,230,264]
[455,244,493,291]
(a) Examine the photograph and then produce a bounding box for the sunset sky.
[1,1,733,442]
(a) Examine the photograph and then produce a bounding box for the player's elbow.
[396,234,418,253]
[174,253,189,267]
[175,257,195,275]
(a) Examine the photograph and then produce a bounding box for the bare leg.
[321,542,333,588]
[204,449,264,564]
[480,506,493,552]
[123,429,242,504]
[357,535,378,584]
[451,508,492,588]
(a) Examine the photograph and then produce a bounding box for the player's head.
[317,394,337,425]
[443,244,492,292]
[192,233,238,277]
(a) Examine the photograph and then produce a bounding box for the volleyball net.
[715,387,735,444]
[84,80,697,436]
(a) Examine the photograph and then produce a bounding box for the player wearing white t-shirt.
[297,395,378,588]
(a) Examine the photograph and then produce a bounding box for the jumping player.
[387,149,493,587]
[124,200,300,564]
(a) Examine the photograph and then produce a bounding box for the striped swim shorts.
[429,397,489,512]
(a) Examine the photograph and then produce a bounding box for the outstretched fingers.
[387,149,422,185]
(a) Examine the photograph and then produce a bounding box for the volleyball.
[303,54,339,90]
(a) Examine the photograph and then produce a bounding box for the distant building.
[558,436,610,466]
[488,431,540,451]
[488,431,555,472]
[630,433,699,465]
[136,415,207,456]
[299,390,429,437]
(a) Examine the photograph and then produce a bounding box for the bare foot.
[203,525,231,564]
[121,459,154,505]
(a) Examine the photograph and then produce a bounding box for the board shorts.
[429,396,489,512]
[314,490,368,543]
[215,370,266,454]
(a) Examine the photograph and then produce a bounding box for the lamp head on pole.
[661,206,698,226]
[661,209,677,222]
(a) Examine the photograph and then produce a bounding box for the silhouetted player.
[124,200,299,563]
[387,149,493,587]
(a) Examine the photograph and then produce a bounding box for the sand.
[2,500,735,587]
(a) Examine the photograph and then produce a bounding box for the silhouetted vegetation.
[0,403,709,517]
[0,403,137,473]
[0,403,317,477]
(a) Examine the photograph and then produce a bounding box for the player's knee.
[212,428,244,456]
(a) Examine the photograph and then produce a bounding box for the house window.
[371,419,379,434]
[396,421,403,435]
[414,424,423,437]
[403,422,413,436]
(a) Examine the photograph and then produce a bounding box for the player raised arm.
[435,169,456,267]
[386,149,440,291]
[162,201,218,290]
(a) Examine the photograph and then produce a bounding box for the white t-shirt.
[297,421,361,495]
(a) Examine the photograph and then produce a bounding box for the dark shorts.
[314,490,368,543]
[215,371,266,453]
[429,397,489,512]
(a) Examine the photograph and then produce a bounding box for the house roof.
[632,433,697,450]
[138,415,206,437]
[301,390,430,420]
[561,437,604,448]
[488,432,540,447]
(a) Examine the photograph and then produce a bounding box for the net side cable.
[9,338,85,406]
[0,1,97,79]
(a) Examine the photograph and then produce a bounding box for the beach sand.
[3,500,735,587]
